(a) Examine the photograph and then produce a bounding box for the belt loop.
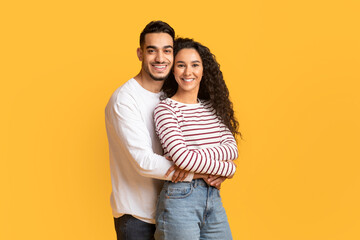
[193,179,197,188]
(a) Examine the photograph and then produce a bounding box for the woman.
[154,38,240,240]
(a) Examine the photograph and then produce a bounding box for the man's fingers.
[174,170,185,183]
[165,165,176,177]
[210,176,227,190]
[210,178,224,186]
[177,171,186,182]
[172,169,180,182]
[171,168,191,182]
[180,171,189,181]
[210,178,224,190]
[202,176,211,185]
[208,175,220,182]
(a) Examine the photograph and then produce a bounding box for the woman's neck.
[171,91,198,104]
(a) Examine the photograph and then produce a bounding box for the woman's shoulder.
[157,98,176,107]
[154,98,178,114]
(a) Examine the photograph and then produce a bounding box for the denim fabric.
[114,214,155,240]
[155,179,232,240]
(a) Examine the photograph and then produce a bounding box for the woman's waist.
[164,178,209,188]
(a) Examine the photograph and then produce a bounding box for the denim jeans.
[114,214,155,240]
[155,179,232,240]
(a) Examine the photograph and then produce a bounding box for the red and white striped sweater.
[154,98,238,177]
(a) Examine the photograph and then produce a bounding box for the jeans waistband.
[192,178,208,188]
[165,178,209,188]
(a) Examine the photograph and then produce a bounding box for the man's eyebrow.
[146,45,157,49]
[146,45,173,49]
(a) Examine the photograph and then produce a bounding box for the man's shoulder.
[106,79,139,111]
[109,79,139,101]
[113,78,137,96]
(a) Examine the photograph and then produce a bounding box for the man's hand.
[205,160,235,188]
[205,175,227,189]
[165,156,190,183]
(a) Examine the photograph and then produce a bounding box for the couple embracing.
[105,20,240,240]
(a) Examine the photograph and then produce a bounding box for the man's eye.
[148,50,155,53]
[192,64,199,67]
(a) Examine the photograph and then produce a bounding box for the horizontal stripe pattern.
[154,98,238,177]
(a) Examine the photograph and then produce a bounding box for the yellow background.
[1,0,360,239]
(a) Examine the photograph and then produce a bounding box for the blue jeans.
[114,214,155,240]
[155,179,232,240]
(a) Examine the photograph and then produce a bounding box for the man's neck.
[134,72,164,93]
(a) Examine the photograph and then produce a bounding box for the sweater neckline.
[167,97,202,107]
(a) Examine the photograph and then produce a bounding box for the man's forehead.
[143,33,173,48]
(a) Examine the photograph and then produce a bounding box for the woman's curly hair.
[161,38,241,138]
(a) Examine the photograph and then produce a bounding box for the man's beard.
[143,62,171,81]
[149,72,170,81]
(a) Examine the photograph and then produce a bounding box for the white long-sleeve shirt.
[154,98,238,178]
[105,78,193,223]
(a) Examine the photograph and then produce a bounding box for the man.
[105,21,194,240]
[106,21,231,240]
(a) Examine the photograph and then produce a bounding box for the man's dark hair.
[139,21,175,47]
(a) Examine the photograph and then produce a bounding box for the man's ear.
[137,47,143,61]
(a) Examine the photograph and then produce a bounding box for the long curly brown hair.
[161,38,241,138]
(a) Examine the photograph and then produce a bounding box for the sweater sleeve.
[154,103,237,177]
[105,93,194,181]
[219,121,239,161]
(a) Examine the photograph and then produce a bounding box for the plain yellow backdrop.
[1,0,360,239]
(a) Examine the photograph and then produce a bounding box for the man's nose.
[155,51,165,63]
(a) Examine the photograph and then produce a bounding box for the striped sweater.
[154,98,238,177]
